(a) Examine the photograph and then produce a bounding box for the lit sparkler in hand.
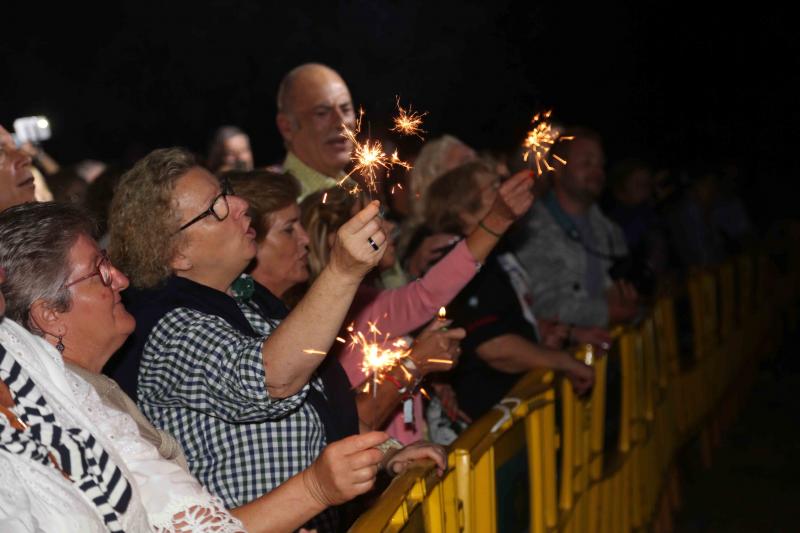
[339,108,413,194]
[391,97,427,139]
[349,321,412,395]
[522,110,573,175]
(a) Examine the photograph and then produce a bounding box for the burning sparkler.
[349,322,412,393]
[338,108,413,195]
[521,110,573,175]
[391,97,427,139]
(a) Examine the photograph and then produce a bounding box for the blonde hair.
[425,161,495,234]
[108,148,194,288]
[408,134,470,222]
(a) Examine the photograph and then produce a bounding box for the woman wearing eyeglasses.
[0,201,402,532]
[104,148,442,532]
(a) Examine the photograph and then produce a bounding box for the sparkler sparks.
[391,97,427,139]
[521,110,573,175]
[339,108,413,194]
[346,321,412,389]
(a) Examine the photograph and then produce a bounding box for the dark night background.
[2,2,798,226]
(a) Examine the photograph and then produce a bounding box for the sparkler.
[347,320,413,427]
[339,108,412,195]
[521,110,573,175]
[391,97,427,139]
[350,322,412,391]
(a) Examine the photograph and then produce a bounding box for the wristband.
[478,220,502,239]
[384,373,408,395]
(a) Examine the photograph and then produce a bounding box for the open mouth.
[327,137,351,151]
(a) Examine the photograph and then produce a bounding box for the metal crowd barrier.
[349,249,798,532]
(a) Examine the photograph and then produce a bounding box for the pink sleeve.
[350,240,479,340]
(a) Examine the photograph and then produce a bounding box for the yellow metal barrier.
[350,252,791,533]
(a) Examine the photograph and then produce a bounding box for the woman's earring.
[55,336,65,353]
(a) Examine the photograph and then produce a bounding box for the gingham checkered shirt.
[137,297,337,531]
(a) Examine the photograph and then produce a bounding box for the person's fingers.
[338,431,388,455]
[352,447,385,468]
[366,229,387,248]
[352,218,381,240]
[349,464,380,483]
[413,444,447,470]
[345,200,381,230]
[349,478,378,495]
[421,317,452,334]
[501,169,534,191]
[349,447,386,469]
[441,327,466,340]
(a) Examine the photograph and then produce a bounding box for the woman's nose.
[229,194,250,217]
[111,265,130,291]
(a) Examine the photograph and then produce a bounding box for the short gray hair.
[0,202,96,329]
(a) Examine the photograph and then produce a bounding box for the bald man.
[276,63,357,199]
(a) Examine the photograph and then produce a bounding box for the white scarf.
[0,319,134,532]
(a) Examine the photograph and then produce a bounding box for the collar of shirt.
[283,151,341,201]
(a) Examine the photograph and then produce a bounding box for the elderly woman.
[108,149,443,532]
[226,171,462,454]
[0,201,394,532]
[296,168,535,444]
[424,161,596,419]
[0,124,36,212]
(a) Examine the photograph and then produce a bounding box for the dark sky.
[2,2,798,221]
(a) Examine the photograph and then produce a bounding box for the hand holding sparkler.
[327,199,387,282]
[302,431,389,507]
[407,318,465,376]
[468,168,535,254]
[487,168,535,224]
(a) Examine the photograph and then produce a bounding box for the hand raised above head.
[486,169,535,225]
[328,200,386,282]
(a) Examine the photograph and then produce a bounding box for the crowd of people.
[0,62,756,532]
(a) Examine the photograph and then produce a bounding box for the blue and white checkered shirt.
[137,298,336,531]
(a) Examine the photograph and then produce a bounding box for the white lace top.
[65,370,245,532]
[0,318,245,533]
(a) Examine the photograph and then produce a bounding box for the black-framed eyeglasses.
[177,178,235,232]
[65,250,113,289]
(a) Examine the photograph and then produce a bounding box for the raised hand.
[483,169,535,228]
[328,200,387,282]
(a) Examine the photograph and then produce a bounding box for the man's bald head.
[277,63,344,114]
[276,63,356,177]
